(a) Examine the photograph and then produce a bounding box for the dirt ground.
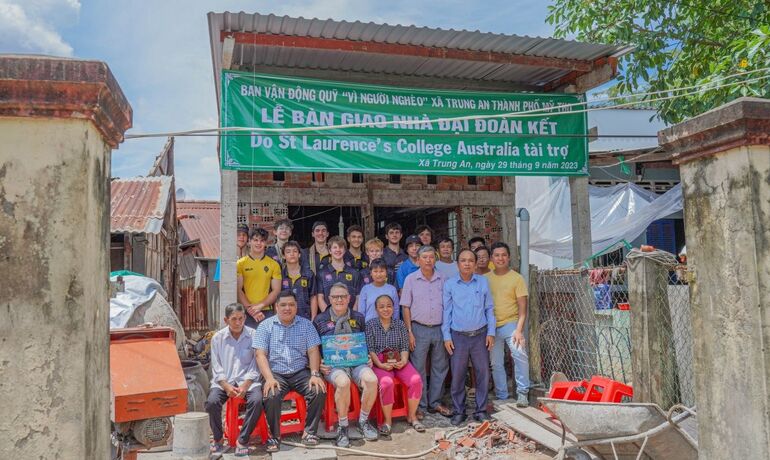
[138,407,552,460]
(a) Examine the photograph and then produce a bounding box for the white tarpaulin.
[516,177,684,263]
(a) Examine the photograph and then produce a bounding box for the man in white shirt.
[205,303,262,456]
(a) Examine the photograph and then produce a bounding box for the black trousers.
[263,369,324,439]
[205,386,263,446]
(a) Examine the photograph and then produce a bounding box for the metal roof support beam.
[546,57,618,92]
[223,32,596,72]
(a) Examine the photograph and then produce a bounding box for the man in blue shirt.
[254,291,326,452]
[396,235,421,289]
[442,249,496,426]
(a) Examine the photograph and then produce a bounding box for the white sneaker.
[516,393,529,407]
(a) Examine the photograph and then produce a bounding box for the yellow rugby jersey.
[237,255,282,305]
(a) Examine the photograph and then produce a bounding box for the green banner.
[221,71,588,176]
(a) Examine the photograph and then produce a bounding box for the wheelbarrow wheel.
[563,447,592,460]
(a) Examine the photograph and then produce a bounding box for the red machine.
[110,326,188,460]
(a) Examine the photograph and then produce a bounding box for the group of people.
[208,219,529,455]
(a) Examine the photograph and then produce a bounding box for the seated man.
[314,283,379,446]
[205,303,261,457]
[254,291,326,453]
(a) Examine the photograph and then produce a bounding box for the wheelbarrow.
[539,398,698,460]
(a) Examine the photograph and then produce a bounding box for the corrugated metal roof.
[111,176,173,234]
[178,201,220,259]
[208,12,632,97]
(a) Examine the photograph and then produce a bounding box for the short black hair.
[369,258,388,271]
[457,248,477,262]
[467,236,486,247]
[346,224,364,238]
[282,240,302,254]
[384,222,402,233]
[224,303,245,318]
[277,290,296,302]
[415,225,434,238]
[375,294,394,307]
[274,218,293,230]
[438,237,454,247]
[490,241,510,256]
[311,221,328,232]
[250,227,269,241]
[473,245,490,256]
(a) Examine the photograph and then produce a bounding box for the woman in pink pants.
[365,294,425,435]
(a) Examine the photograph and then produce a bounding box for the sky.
[0,0,559,199]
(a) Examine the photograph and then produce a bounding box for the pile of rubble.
[435,420,538,460]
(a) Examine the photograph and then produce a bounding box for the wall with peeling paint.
[0,117,112,459]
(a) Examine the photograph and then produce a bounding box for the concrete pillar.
[0,56,132,459]
[659,97,770,459]
[219,169,238,324]
[627,253,679,409]
[569,176,592,266]
[501,176,520,268]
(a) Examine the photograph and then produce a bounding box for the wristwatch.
[311,371,322,378]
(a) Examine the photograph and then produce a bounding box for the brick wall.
[456,206,504,247]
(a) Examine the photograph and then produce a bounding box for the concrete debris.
[435,420,538,460]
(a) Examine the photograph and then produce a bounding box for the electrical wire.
[124,67,770,140]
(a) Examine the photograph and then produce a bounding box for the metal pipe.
[516,207,530,284]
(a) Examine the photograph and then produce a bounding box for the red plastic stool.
[323,381,362,431]
[583,376,633,403]
[372,376,409,425]
[548,380,589,401]
[224,390,307,446]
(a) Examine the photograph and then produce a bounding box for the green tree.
[547,0,770,123]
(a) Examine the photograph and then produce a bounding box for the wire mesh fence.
[532,254,695,409]
[535,266,632,386]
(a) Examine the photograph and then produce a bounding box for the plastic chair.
[323,381,362,431]
[223,390,307,446]
[548,380,589,401]
[583,376,633,403]
[372,376,409,425]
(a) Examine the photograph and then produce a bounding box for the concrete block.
[172,412,209,460]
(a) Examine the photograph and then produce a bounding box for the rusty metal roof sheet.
[111,176,173,234]
[177,201,220,259]
[208,12,632,98]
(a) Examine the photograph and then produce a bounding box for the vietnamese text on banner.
[220,71,588,176]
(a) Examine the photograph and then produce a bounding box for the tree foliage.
[547,0,770,123]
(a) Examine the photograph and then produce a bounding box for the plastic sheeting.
[109,274,186,357]
[516,177,684,264]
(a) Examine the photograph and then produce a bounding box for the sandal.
[302,433,320,446]
[266,438,280,453]
[379,423,392,437]
[409,419,426,433]
[234,445,250,457]
[210,441,228,454]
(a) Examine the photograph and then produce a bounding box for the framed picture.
[321,332,369,368]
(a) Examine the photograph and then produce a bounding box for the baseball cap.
[237,223,249,235]
[405,235,421,247]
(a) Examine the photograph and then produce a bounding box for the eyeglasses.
[330,295,349,301]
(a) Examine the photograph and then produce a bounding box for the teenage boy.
[344,225,368,271]
[316,236,361,314]
[414,225,434,247]
[382,222,407,271]
[357,258,400,322]
[304,221,331,275]
[486,242,530,407]
[396,235,422,290]
[359,238,396,287]
[468,236,494,270]
[237,224,250,258]
[436,237,459,279]
[237,228,282,328]
[281,241,317,320]
[266,218,293,266]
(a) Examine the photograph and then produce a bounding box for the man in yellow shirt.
[237,228,282,328]
[485,241,530,407]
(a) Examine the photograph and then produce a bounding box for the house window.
[312,172,325,182]
[352,173,364,183]
[273,171,285,181]
[389,174,401,184]
[427,175,437,185]
[467,176,477,185]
